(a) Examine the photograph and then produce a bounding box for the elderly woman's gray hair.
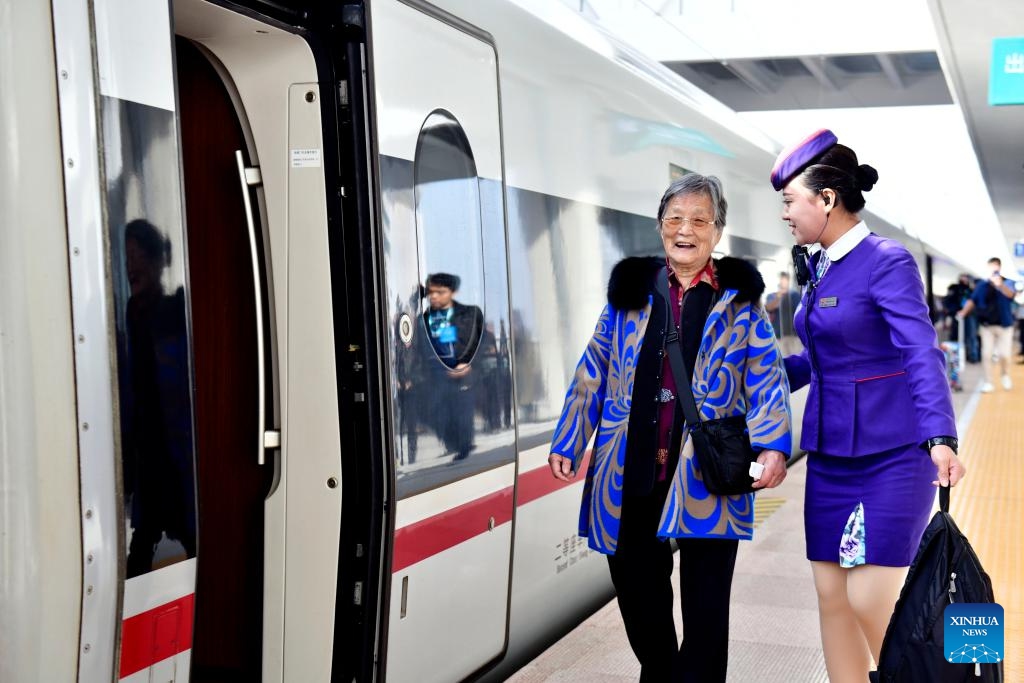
[656,173,727,231]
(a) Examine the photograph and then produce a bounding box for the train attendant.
[770,130,966,683]
[549,174,792,682]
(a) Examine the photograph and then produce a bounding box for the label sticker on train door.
[290,148,322,168]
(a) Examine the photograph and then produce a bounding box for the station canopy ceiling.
[549,0,1021,276]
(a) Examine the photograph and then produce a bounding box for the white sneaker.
[981,382,995,393]
[1002,375,1013,391]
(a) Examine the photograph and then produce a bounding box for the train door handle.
[234,150,280,464]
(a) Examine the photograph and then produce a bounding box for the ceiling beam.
[876,53,906,89]
[722,59,781,95]
[799,56,843,91]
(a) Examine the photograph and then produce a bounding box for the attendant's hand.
[930,445,966,487]
[752,449,787,489]
[548,454,576,482]
[448,362,471,378]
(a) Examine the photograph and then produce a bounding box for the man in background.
[765,271,802,355]
[958,257,1016,392]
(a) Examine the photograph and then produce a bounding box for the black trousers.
[607,483,739,682]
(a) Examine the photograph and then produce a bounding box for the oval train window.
[413,111,485,370]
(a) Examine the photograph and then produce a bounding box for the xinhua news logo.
[944,603,1004,665]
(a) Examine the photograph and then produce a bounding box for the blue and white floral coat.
[551,256,792,555]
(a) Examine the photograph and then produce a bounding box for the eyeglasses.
[660,216,715,229]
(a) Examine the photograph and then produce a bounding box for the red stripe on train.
[393,488,515,572]
[392,450,591,571]
[515,449,591,506]
[119,594,195,678]
[113,452,594,658]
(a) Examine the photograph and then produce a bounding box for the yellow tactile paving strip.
[951,362,1024,681]
[753,496,786,528]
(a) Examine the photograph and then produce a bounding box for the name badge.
[819,296,839,308]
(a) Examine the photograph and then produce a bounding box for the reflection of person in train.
[395,289,422,465]
[422,272,483,461]
[476,321,509,433]
[496,320,512,429]
[478,319,512,433]
[510,309,543,422]
[121,219,196,577]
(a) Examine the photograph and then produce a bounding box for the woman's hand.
[930,444,966,487]
[548,454,576,482]
[751,449,787,489]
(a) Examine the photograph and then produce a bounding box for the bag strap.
[655,275,702,431]
[939,484,950,514]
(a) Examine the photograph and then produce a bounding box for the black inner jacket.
[623,279,715,497]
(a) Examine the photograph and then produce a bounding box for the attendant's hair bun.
[856,164,878,192]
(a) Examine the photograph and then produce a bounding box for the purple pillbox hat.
[770,129,838,191]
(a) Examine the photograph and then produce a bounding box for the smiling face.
[659,192,722,276]
[781,175,829,246]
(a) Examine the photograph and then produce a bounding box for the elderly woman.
[549,174,791,682]
[770,130,966,682]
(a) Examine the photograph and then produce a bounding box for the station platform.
[509,356,1022,682]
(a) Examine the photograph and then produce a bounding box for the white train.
[0,1,964,681]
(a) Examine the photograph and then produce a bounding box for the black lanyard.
[655,275,704,433]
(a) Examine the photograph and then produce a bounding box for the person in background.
[549,174,791,682]
[769,129,966,683]
[941,276,970,342]
[765,271,803,354]
[1016,294,1024,362]
[957,257,1016,392]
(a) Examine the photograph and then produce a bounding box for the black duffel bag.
[686,414,759,496]
[870,486,1003,682]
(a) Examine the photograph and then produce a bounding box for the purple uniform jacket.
[785,233,956,456]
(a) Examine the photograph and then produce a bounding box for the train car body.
[0,1,963,681]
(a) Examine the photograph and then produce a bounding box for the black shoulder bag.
[657,276,759,496]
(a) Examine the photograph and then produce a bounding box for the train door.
[175,38,275,682]
[369,2,517,681]
[171,4,345,680]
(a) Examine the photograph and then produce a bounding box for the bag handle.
[655,275,702,432]
[939,484,950,514]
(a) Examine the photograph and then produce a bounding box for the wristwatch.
[924,436,958,454]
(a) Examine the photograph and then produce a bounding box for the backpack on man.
[869,487,1003,682]
[977,283,1002,326]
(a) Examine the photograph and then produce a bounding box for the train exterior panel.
[0,1,83,681]
[0,1,968,681]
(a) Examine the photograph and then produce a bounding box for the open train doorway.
[175,37,275,682]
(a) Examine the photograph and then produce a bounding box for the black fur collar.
[607,255,765,311]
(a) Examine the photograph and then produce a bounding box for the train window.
[413,110,486,371]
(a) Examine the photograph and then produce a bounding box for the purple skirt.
[804,444,936,567]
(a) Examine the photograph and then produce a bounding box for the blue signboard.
[990,37,1024,106]
[1015,241,1024,258]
